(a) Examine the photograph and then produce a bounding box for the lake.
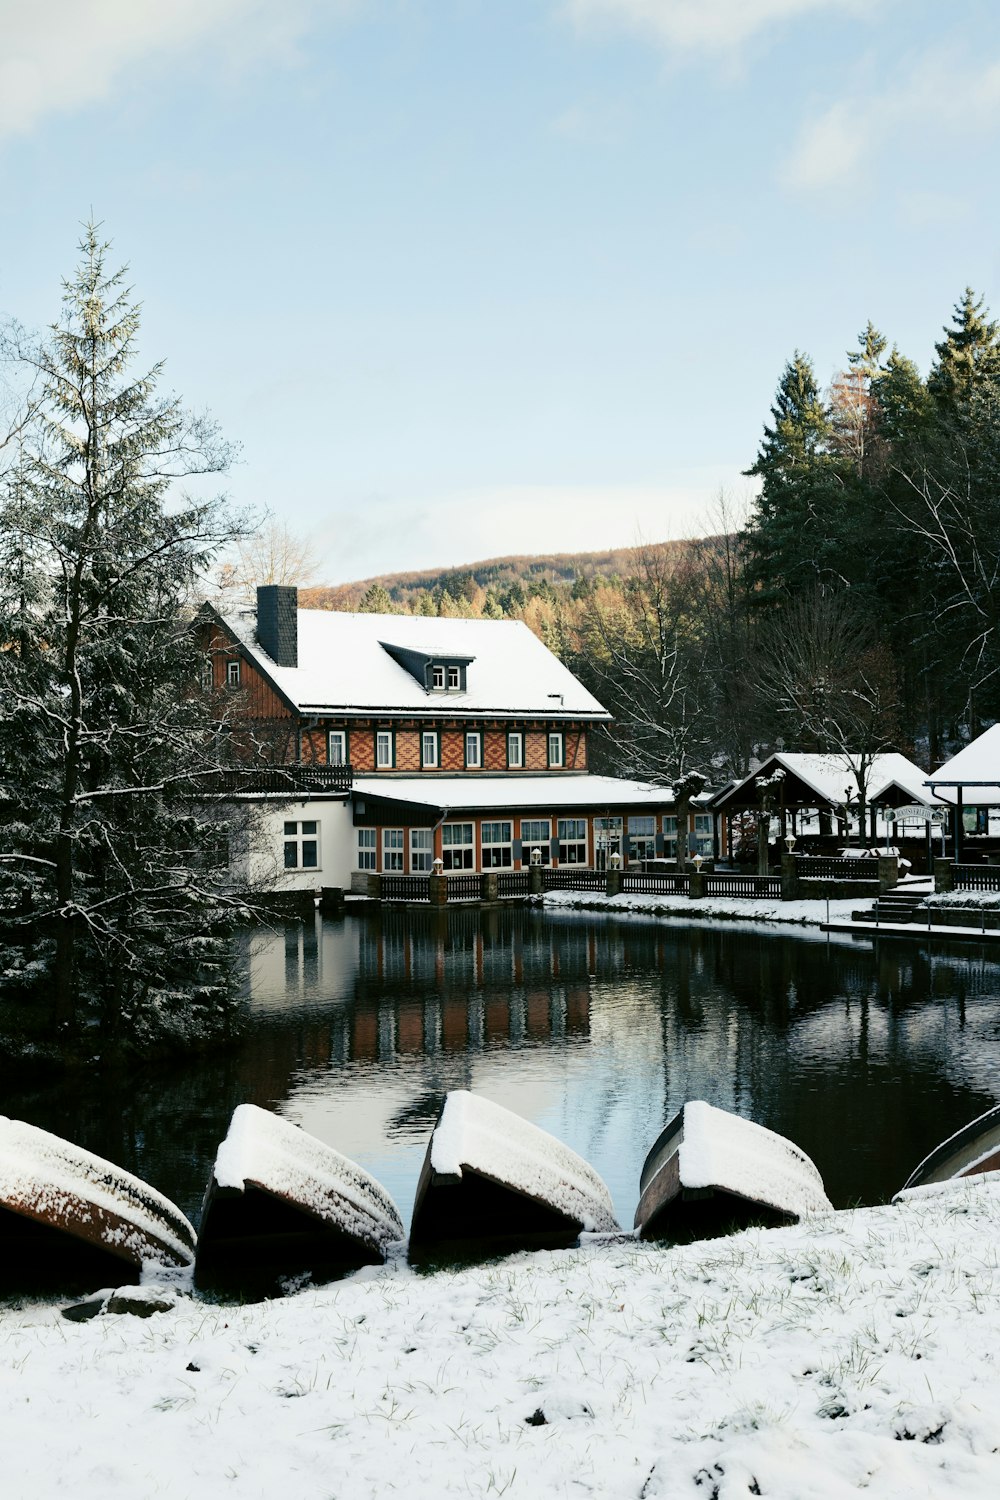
[6,907,1000,1232]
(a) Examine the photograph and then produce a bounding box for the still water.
[6,908,1000,1230]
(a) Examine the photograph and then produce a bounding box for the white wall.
[234,796,355,892]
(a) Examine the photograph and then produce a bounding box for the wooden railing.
[621,871,690,895]
[214,763,353,795]
[703,873,781,897]
[541,868,606,891]
[794,855,870,880]
[380,874,430,901]
[496,870,532,897]
[446,873,482,900]
[953,863,1000,892]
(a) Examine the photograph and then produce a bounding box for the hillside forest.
[264,289,1000,788]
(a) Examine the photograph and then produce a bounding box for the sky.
[1,0,999,585]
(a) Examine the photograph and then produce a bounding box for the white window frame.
[410,828,434,873]
[431,665,445,690]
[520,818,551,866]
[421,731,439,768]
[200,657,214,692]
[481,820,513,869]
[557,817,588,865]
[507,732,523,768]
[226,659,241,688]
[375,730,393,769]
[358,828,377,871]
[663,815,678,860]
[447,665,460,689]
[382,827,404,872]
[327,730,347,766]
[628,815,657,862]
[548,731,564,768]
[694,813,714,857]
[442,821,475,870]
[465,731,482,769]
[284,819,320,871]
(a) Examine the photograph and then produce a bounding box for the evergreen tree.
[357,582,395,613]
[0,226,242,1055]
[927,288,1000,410]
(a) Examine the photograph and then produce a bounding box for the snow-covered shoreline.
[541,887,866,927]
[5,1175,1000,1498]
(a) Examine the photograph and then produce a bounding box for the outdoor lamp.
[432,857,443,874]
[530,847,541,866]
[610,851,622,870]
[692,852,703,871]
[785,833,796,852]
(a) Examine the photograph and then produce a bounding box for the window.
[200,657,214,692]
[447,666,460,689]
[507,732,523,769]
[481,820,513,868]
[358,828,377,871]
[548,732,564,768]
[557,818,588,865]
[431,665,445,689]
[410,828,433,872]
[421,731,439,768]
[375,730,394,768]
[465,731,482,769]
[628,815,657,862]
[328,730,347,766]
[442,821,475,870]
[520,818,551,866]
[284,820,319,870]
[382,828,404,872]
[226,659,241,688]
[594,816,622,869]
[694,813,714,857]
[663,816,678,860]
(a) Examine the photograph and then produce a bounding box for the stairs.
[851,890,929,924]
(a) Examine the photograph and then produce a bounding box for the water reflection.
[5,909,1000,1231]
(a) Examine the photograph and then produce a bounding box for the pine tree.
[927,288,1000,410]
[0,226,242,1055]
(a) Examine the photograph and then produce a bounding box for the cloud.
[561,0,876,57]
[0,0,351,142]
[783,51,1000,192]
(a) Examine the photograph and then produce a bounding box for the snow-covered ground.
[542,888,869,927]
[5,1174,1000,1499]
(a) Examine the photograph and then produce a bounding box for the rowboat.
[634,1101,832,1242]
[901,1103,1000,1191]
[408,1090,619,1261]
[0,1115,195,1291]
[195,1104,404,1291]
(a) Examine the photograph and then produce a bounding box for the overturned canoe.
[409,1090,619,1261]
[195,1104,404,1290]
[635,1101,832,1243]
[0,1115,195,1291]
[901,1103,1000,1192]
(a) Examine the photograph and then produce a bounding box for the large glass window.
[442,821,475,870]
[548,732,564,768]
[507,732,523,769]
[481,820,513,868]
[694,813,714,857]
[421,731,439,768]
[382,828,404,872]
[628,815,657,862]
[410,828,434,872]
[557,818,588,865]
[375,730,394,768]
[663,815,678,860]
[328,730,347,766]
[465,731,482,768]
[284,820,319,870]
[357,828,377,871]
[520,818,551,866]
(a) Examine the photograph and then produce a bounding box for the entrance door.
[594,817,623,870]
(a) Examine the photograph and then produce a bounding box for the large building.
[202,586,710,893]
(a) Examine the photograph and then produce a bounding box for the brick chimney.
[256,585,298,668]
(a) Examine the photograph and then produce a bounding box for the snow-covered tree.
[0,226,245,1055]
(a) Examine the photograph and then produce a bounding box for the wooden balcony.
[214,763,353,796]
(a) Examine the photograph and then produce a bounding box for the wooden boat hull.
[0,1117,195,1292]
[635,1102,831,1243]
[408,1091,619,1263]
[902,1104,1000,1191]
[195,1105,404,1292]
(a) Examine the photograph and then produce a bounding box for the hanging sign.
[885,803,947,825]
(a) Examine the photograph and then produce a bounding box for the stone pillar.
[688,870,705,899]
[780,853,799,902]
[320,886,344,913]
[606,867,622,897]
[429,873,449,906]
[934,857,954,893]
[480,872,498,903]
[529,865,544,896]
[877,855,899,893]
[367,874,382,900]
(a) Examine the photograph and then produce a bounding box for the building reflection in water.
[4,909,1000,1232]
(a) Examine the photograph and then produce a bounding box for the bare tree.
[217,520,320,603]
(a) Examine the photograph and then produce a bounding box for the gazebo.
[710,751,937,860]
[925,724,1000,862]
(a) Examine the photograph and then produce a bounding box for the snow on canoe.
[0,1116,195,1290]
[195,1104,404,1289]
[900,1103,1000,1191]
[409,1090,619,1260]
[634,1100,832,1242]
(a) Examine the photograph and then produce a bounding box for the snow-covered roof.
[676,1101,832,1218]
[0,1116,196,1270]
[220,607,610,720]
[352,773,685,812]
[712,751,938,810]
[212,1104,404,1252]
[926,724,1000,805]
[429,1091,619,1234]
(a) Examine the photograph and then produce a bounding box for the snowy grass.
[5,1176,1000,1497]
[542,888,865,928]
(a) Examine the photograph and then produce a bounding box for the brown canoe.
[901,1103,1000,1191]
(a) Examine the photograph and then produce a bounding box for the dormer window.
[432,665,445,689]
[447,666,460,689]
